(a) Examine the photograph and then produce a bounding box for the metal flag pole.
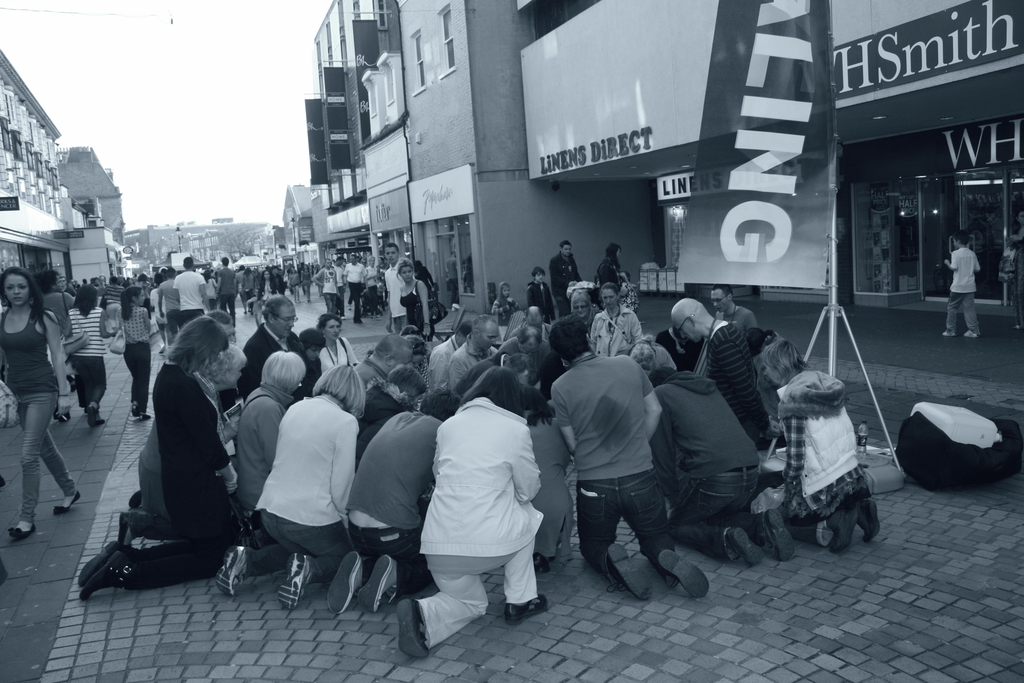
[802,2,901,470]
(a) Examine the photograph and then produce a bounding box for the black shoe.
[657,549,709,598]
[137,413,151,421]
[504,595,548,625]
[397,599,429,657]
[54,490,81,515]
[78,541,123,587]
[79,551,133,600]
[724,528,764,566]
[533,552,550,573]
[606,543,652,600]
[857,499,880,542]
[7,524,35,540]
[0,473,6,489]
[826,507,858,553]
[131,402,139,418]
[86,404,98,427]
[128,490,143,509]
[759,508,795,561]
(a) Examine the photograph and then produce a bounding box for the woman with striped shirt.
[121,286,152,421]
[69,285,113,427]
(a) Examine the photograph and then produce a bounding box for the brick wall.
[402,0,477,179]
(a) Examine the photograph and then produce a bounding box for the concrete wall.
[401,0,477,180]
[475,176,654,307]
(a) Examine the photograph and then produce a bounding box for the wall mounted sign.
[409,165,475,223]
[657,172,695,203]
[0,196,19,211]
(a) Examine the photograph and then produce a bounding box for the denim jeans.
[123,342,151,414]
[71,356,106,407]
[261,511,354,584]
[668,465,760,560]
[946,291,980,335]
[575,469,676,580]
[217,294,236,325]
[349,523,433,599]
[347,283,363,322]
[15,392,76,523]
[324,293,337,315]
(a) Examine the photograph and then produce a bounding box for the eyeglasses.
[272,314,299,323]
[674,314,695,336]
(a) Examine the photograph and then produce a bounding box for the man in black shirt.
[548,240,581,319]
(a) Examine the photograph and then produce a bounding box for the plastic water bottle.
[856,420,869,456]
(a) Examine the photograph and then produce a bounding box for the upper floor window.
[326,23,333,62]
[376,0,387,29]
[413,33,425,90]
[441,8,455,71]
[386,64,395,103]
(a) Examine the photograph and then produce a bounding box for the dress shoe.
[857,499,881,542]
[128,490,143,509]
[657,549,709,598]
[7,523,36,540]
[80,551,134,600]
[0,473,6,489]
[504,595,548,625]
[397,598,429,657]
[533,552,550,573]
[78,541,123,587]
[606,543,652,600]
[86,404,98,427]
[54,490,81,515]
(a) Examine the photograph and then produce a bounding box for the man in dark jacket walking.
[548,240,581,319]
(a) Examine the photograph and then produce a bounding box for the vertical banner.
[679,0,832,288]
[304,99,329,186]
[323,66,352,170]
[352,19,381,143]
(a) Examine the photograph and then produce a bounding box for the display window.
[853,179,920,295]
[419,214,473,309]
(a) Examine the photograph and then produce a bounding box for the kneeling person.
[333,390,461,614]
[650,371,793,565]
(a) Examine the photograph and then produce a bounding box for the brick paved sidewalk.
[4,295,1024,683]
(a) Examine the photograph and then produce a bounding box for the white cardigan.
[421,398,543,557]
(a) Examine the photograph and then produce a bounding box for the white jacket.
[800,407,859,496]
[421,398,543,557]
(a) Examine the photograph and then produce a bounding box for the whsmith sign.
[833,0,1022,98]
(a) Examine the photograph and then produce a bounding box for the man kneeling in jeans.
[549,316,708,600]
[649,369,794,566]
[328,390,461,613]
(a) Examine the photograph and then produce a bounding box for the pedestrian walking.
[942,229,981,338]
[121,286,153,421]
[548,240,581,318]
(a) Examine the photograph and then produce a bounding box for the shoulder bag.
[109,329,126,355]
[0,378,19,429]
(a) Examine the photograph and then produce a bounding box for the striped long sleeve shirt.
[706,323,769,431]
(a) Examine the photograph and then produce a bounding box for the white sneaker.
[278,553,312,610]
[964,331,980,338]
[941,331,956,337]
[215,546,251,597]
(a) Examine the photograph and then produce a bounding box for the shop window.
[853,179,920,295]
[456,216,473,295]
[956,171,1006,301]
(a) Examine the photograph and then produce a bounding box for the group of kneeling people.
[76,305,880,660]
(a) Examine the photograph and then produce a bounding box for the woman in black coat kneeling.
[79,316,239,599]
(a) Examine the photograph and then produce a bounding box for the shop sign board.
[365,132,409,194]
[408,165,475,223]
[51,230,85,239]
[657,172,695,203]
[0,196,19,211]
[327,204,370,234]
[369,186,411,232]
[680,0,831,289]
[834,0,1024,98]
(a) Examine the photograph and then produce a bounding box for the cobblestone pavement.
[3,294,1023,683]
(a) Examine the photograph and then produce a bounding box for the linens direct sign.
[409,165,475,223]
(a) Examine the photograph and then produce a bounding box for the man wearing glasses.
[670,299,776,443]
[238,295,314,400]
[710,284,758,332]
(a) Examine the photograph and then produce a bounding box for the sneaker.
[397,598,429,657]
[657,549,709,598]
[724,528,764,566]
[215,546,251,597]
[857,499,881,542]
[964,330,980,338]
[328,551,363,614]
[760,508,795,561]
[942,330,956,337]
[605,543,652,600]
[278,553,312,610]
[358,555,397,613]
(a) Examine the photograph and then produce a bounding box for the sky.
[0,0,330,230]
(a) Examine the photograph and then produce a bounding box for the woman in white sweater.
[396,367,546,658]
[214,364,365,610]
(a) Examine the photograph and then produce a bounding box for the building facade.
[0,49,68,275]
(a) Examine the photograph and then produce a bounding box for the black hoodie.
[650,372,759,499]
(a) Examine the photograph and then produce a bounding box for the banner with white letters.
[679,0,831,288]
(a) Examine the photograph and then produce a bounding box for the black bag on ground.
[896,413,1022,490]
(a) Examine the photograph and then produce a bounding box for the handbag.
[0,378,19,429]
[109,329,126,355]
[998,252,1015,283]
[428,296,448,325]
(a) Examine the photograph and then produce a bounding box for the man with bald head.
[447,315,500,389]
[671,299,773,441]
[356,334,414,388]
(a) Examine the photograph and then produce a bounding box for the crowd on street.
[16,231,1004,659]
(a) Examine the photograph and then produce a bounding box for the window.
[0,118,10,152]
[441,8,455,71]
[413,33,425,90]
[11,131,22,161]
[386,64,395,103]
[376,0,387,29]
[326,23,333,62]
